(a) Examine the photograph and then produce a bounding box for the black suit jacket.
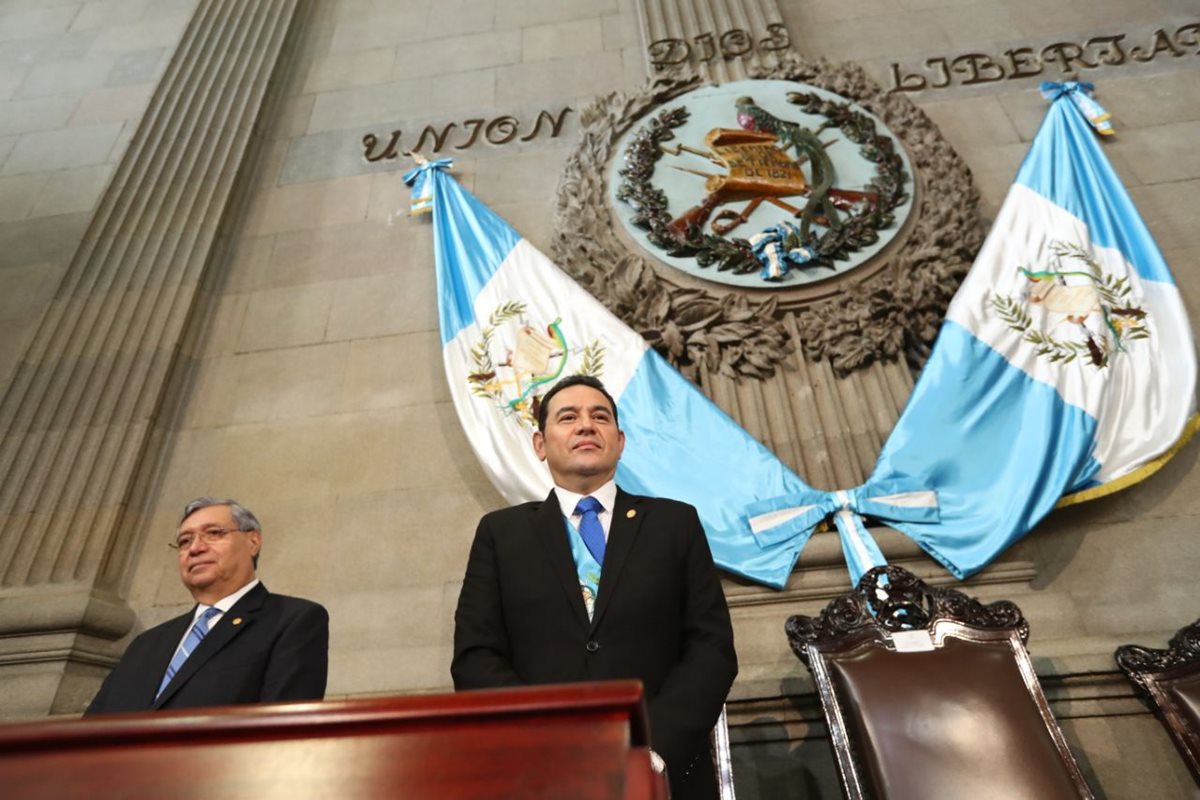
[85,583,328,715]
[452,488,737,798]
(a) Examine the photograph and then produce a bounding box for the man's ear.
[532,430,547,462]
[247,530,262,557]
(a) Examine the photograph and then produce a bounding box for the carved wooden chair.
[1115,618,1200,787]
[785,565,1093,800]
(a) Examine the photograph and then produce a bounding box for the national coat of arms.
[466,301,605,428]
[610,80,912,287]
[555,62,985,379]
[992,241,1150,368]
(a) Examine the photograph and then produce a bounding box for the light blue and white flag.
[863,82,1197,578]
[405,157,825,589]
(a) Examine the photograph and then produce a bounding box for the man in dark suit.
[453,375,737,799]
[85,497,328,715]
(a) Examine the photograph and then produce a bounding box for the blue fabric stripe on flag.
[870,322,1101,578]
[1016,100,1174,285]
[614,351,814,589]
[432,175,522,343]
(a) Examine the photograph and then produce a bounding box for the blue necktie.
[575,496,606,566]
[157,606,221,699]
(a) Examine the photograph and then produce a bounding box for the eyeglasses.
[170,527,241,552]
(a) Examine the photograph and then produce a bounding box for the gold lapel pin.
[232,617,243,626]
[626,509,637,519]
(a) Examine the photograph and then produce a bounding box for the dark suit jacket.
[85,582,328,715]
[452,488,737,799]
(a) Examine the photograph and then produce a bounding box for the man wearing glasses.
[85,497,328,715]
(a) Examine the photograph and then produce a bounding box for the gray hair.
[180,497,262,531]
[179,497,262,569]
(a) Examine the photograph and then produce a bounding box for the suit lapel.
[153,582,267,708]
[590,489,643,632]
[536,489,590,628]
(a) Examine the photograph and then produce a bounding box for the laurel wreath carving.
[553,55,985,380]
[615,106,756,274]
[614,91,910,276]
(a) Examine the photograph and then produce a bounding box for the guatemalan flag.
[405,157,824,589]
[867,82,1198,579]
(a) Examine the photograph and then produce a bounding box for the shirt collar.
[554,479,618,519]
[194,577,260,619]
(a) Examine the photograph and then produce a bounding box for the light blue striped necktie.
[157,606,221,699]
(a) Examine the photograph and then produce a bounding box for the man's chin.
[571,449,614,463]
[560,463,618,485]
[182,569,215,589]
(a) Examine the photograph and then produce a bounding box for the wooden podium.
[0,681,668,799]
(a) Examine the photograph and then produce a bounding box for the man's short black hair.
[536,374,620,432]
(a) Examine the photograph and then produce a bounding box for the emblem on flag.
[864,82,1197,579]
[992,241,1150,368]
[466,302,605,429]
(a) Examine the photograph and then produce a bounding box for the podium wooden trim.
[0,681,668,799]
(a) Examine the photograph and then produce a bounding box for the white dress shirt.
[170,577,260,654]
[552,479,618,541]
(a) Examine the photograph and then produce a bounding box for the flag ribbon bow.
[403,156,455,215]
[1039,81,1113,136]
[745,483,939,583]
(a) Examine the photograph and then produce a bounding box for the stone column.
[0,0,307,717]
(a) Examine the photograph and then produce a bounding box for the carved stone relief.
[553,55,984,380]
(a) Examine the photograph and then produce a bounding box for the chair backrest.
[1115,618,1200,787]
[785,565,1093,800]
[710,704,736,800]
